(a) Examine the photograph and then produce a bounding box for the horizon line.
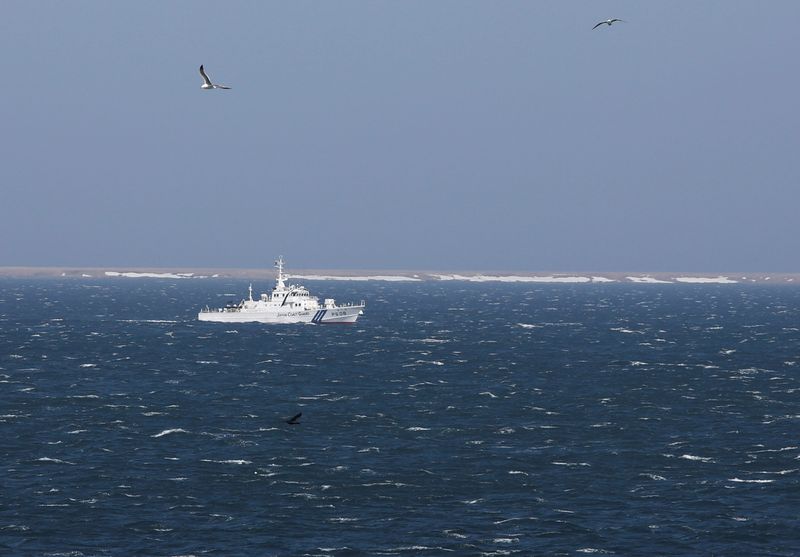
[1,266,799,284]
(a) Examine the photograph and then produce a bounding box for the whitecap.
[152,428,189,438]
[680,454,715,463]
[752,446,797,453]
[1,525,30,532]
[728,478,774,483]
[36,457,75,465]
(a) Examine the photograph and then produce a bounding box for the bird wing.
[199,65,213,87]
[287,412,302,423]
[592,21,606,29]
[216,85,231,90]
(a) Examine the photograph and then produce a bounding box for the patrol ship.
[198,257,365,324]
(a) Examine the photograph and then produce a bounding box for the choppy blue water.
[2,279,799,556]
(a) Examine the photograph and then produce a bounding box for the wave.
[36,457,75,465]
[680,454,715,463]
[151,428,189,438]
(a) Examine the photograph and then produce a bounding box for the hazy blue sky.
[2,1,798,272]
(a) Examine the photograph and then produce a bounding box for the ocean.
[1,278,799,556]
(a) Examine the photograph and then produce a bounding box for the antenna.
[274,256,286,289]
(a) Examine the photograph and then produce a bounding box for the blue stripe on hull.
[311,309,327,324]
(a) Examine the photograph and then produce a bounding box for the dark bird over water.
[286,412,302,425]
[593,18,625,30]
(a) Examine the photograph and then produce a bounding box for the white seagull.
[592,18,625,30]
[199,65,231,90]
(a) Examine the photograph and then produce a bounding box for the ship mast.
[275,256,286,289]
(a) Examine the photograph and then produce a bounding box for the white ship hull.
[199,257,365,324]
[198,304,364,324]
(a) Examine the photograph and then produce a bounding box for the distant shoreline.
[0,266,797,285]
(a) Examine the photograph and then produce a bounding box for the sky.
[1,1,799,272]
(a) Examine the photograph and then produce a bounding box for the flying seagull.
[593,18,625,30]
[199,65,231,90]
[286,412,302,425]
